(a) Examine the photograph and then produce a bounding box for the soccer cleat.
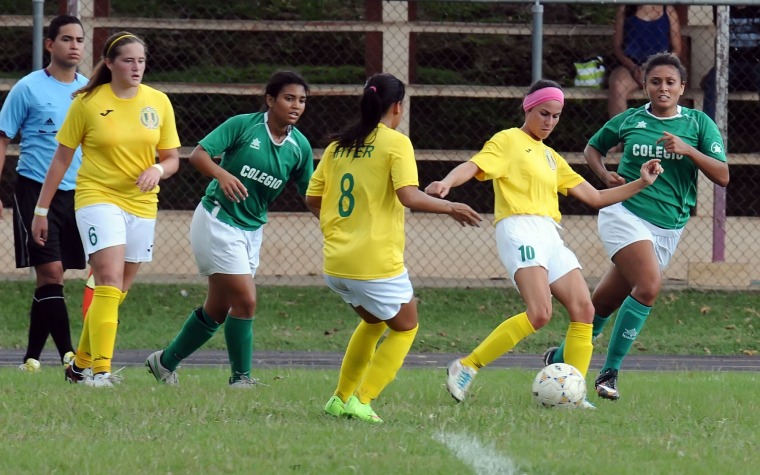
[66,362,93,384]
[445,359,477,402]
[595,368,620,400]
[18,358,41,373]
[228,375,264,388]
[344,395,383,424]
[542,346,558,366]
[324,396,347,417]
[85,372,117,388]
[83,367,124,388]
[579,399,597,410]
[62,351,76,368]
[145,350,178,385]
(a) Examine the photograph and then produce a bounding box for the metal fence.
[1,0,758,289]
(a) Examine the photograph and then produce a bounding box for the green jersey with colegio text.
[198,112,313,231]
[589,104,726,230]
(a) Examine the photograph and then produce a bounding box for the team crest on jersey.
[140,107,159,129]
[544,149,556,170]
[710,142,723,154]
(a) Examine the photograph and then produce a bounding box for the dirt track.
[3,349,758,372]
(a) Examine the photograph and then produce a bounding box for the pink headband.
[522,87,564,111]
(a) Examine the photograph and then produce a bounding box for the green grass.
[0,281,758,356]
[2,367,759,474]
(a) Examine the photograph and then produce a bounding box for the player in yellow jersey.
[425,79,664,407]
[32,31,181,388]
[306,73,482,423]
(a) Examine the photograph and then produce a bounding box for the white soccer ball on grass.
[532,363,586,408]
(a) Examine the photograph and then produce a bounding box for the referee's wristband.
[33,206,49,217]
[151,163,165,175]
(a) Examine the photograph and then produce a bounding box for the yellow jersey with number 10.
[307,123,419,280]
[471,127,584,225]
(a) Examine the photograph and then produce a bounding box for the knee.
[230,295,257,318]
[568,299,595,324]
[592,298,617,318]
[632,278,662,306]
[527,306,552,330]
[35,267,64,286]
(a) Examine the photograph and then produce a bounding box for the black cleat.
[542,346,558,366]
[595,368,620,400]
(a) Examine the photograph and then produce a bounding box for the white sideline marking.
[432,431,522,475]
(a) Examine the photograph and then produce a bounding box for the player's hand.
[639,159,664,186]
[136,165,162,193]
[425,181,451,198]
[217,171,248,203]
[602,171,627,188]
[656,131,692,156]
[31,215,48,246]
[448,202,482,227]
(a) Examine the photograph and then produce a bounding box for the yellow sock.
[74,290,126,370]
[74,309,92,369]
[563,321,593,377]
[462,312,535,369]
[89,286,122,375]
[356,324,418,404]
[334,320,387,402]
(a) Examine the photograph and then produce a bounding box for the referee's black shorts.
[13,175,86,270]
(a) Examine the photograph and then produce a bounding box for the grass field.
[3,367,759,474]
[2,281,759,474]
[1,281,758,356]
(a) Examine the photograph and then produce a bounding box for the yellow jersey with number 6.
[307,123,419,280]
[56,84,180,219]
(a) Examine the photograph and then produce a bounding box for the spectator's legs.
[607,66,640,118]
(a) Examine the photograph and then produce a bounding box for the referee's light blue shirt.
[0,69,87,190]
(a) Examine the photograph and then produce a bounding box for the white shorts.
[190,203,263,276]
[75,203,156,263]
[324,270,414,320]
[495,215,581,284]
[598,203,683,270]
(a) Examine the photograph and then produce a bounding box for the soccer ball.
[532,363,587,408]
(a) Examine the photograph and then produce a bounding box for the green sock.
[552,313,610,364]
[225,315,253,380]
[602,296,651,372]
[162,307,221,371]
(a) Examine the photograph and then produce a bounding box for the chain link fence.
[1,0,758,289]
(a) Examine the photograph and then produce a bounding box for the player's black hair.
[642,52,687,84]
[263,71,310,111]
[47,15,82,41]
[328,73,405,151]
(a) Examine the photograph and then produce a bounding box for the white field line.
[432,431,523,475]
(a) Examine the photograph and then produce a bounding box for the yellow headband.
[106,34,137,57]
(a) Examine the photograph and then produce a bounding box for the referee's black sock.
[36,284,75,362]
[23,285,54,361]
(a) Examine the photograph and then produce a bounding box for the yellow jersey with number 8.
[307,123,419,280]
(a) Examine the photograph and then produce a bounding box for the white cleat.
[445,359,477,402]
[145,350,179,385]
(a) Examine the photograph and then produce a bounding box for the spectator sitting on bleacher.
[701,6,760,121]
[608,5,681,118]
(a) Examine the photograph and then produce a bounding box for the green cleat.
[324,395,346,417]
[344,395,383,424]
